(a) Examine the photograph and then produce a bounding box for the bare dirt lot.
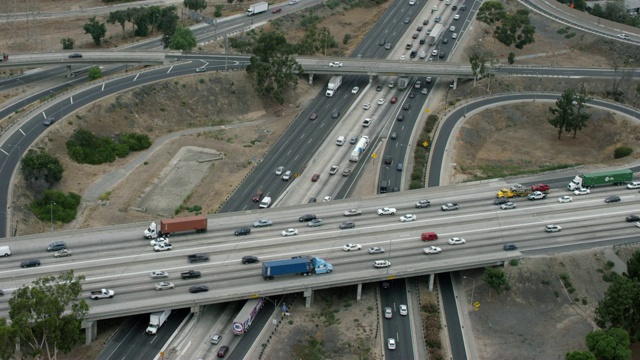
[4,0,640,359]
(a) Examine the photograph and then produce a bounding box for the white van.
[0,246,11,257]
[336,136,345,146]
[259,196,272,208]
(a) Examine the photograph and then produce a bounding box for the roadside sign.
[372,153,377,159]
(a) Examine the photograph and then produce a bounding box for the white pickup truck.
[90,289,115,299]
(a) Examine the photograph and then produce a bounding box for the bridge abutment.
[429,273,435,291]
[66,65,72,78]
[82,320,97,345]
[304,288,313,307]
[356,283,362,301]
[308,73,314,85]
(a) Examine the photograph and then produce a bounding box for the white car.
[453,14,460,20]
[377,98,385,105]
[368,247,385,254]
[426,77,432,83]
[150,270,169,279]
[329,165,339,175]
[431,49,438,56]
[400,55,406,61]
[282,170,292,181]
[449,26,456,32]
[351,86,359,94]
[155,281,174,291]
[363,118,372,127]
[322,196,332,202]
[275,166,285,175]
[281,228,299,237]
[399,304,408,315]
[545,224,562,233]
[149,237,169,246]
[387,338,396,350]
[409,0,416,5]
[343,243,362,251]
[637,221,640,228]
[374,260,391,268]
[377,207,397,215]
[423,246,442,255]
[627,181,640,189]
[154,243,173,252]
[558,195,573,203]
[329,61,343,67]
[618,33,631,40]
[500,202,516,210]
[363,102,371,110]
[399,214,417,222]
[384,307,392,319]
[452,32,458,39]
[448,237,466,245]
[573,188,590,195]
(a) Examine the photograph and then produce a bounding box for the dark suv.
[47,241,67,252]
[234,227,251,236]
[298,214,317,222]
[21,259,41,268]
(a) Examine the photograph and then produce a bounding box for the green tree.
[29,190,82,224]
[147,6,163,33]
[20,150,64,194]
[548,89,575,140]
[476,1,506,25]
[481,266,509,294]
[169,25,197,51]
[158,6,180,48]
[88,66,102,80]
[625,249,640,281]
[107,9,128,39]
[0,318,17,360]
[9,271,88,359]
[567,85,592,138]
[595,275,640,342]
[134,11,151,37]
[83,16,107,46]
[343,33,352,45]
[247,31,302,104]
[184,0,208,12]
[566,351,597,360]
[60,37,75,50]
[469,51,490,87]
[586,328,632,360]
[507,52,515,64]
[214,4,224,17]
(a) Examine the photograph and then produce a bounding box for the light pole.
[324,29,328,57]
[463,276,476,305]
[50,201,56,232]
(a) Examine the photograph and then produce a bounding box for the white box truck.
[326,76,342,97]
[146,309,171,335]
[247,2,269,16]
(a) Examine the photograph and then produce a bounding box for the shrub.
[29,190,81,224]
[614,146,632,159]
[66,129,153,165]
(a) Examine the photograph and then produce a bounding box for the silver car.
[308,219,324,227]
[253,219,273,227]
[275,166,285,175]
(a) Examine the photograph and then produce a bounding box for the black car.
[376,85,383,91]
[452,5,458,10]
[299,214,317,222]
[403,103,411,110]
[378,38,385,46]
[21,259,41,268]
[409,92,416,98]
[339,221,355,229]
[626,215,640,222]
[397,114,405,121]
[43,116,56,126]
[439,51,446,59]
[47,241,67,252]
[234,227,251,236]
[409,50,417,58]
[419,38,426,45]
[68,53,82,58]
[384,155,392,165]
[241,255,259,264]
[308,198,317,203]
[332,111,340,119]
[442,38,449,44]
[604,195,621,203]
[503,243,518,251]
[189,285,209,293]
[423,19,429,25]
[493,198,509,205]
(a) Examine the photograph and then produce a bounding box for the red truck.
[530,184,550,193]
[143,215,208,239]
[0,53,8,62]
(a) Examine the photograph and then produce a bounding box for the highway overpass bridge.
[1,177,638,343]
[2,51,638,80]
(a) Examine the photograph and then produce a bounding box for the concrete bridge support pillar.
[369,75,374,84]
[66,65,72,79]
[451,78,457,90]
[304,288,314,307]
[428,273,435,291]
[82,320,97,345]
[356,283,363,301]
[308,73,314,85]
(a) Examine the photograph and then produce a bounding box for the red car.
[311,174,320,182]
[390,97,398,103]
[252,191,263,202]
[217,345,229,358]
[272,8,282,13]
